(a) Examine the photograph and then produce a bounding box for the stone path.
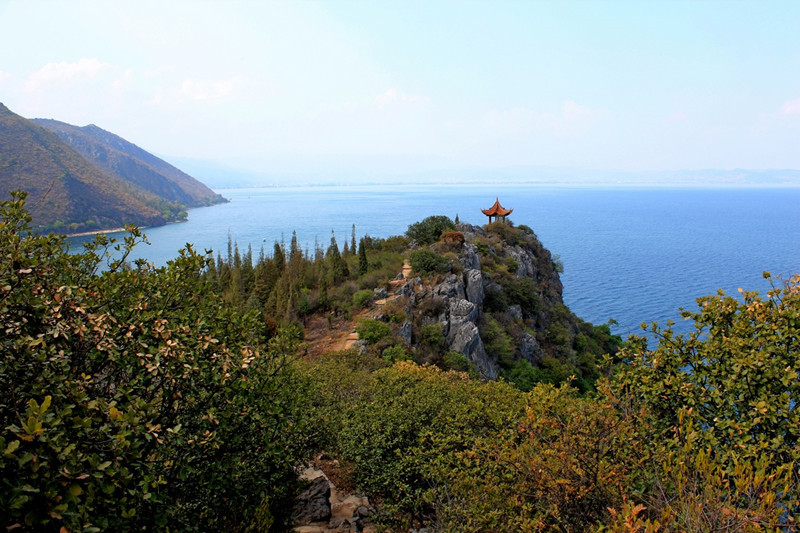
[294,466,375,533]
[339,261,412,351]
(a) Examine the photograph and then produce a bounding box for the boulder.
[507,245,537,278]
[448,298,479,329]
[400,282,414,298]
[448,322,497,380]
[293,476,331,525]
[464,269,484,308]
[435,274,466,300]
[373,288,388,299]
[461,244,481,270]
[398,321,413,344]
[518,332,543,365]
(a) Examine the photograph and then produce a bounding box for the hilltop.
[0,103,225,234]
[206,214,619,393]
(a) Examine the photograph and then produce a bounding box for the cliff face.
[395,222,613,389]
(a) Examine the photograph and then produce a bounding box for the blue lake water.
[68,185,800,339]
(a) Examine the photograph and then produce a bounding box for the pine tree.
[289,231,303,283]
[272,241,285,274]
[358,237,369,276]
[326,230,349,284]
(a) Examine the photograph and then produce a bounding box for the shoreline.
[65,227,131,238]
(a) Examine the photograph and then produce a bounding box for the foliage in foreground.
[302,274,799,531]
[0,192,310,532]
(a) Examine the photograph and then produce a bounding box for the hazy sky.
[2,0,799,178]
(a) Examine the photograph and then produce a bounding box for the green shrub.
[503,359,548,392]
[517,224,534,235]
[486,220,523,245]
[410,249,449,276]
[479,315,514,368]
[501,277,540,317]
[335,363,526,525]
[382,344,412,364]
[406,216,455,245]
[442,351,477,377]
[421,322,445,348]
[352,289,375,308]
[380,235,412,253]
[483,286,509,313]
[355,319,393,344]
[437,384,640,532]
[610,273,800,472]
[0,193,311,532]
[295,349,387,451]
[474,240,490,256]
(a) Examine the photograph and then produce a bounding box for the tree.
[410,249,449,276]
[406,216,455,246]
[326,230,349,284]
[358,237,369,276]
[611,273,800,469]
[0,192,311,532]
[604,273,800,526]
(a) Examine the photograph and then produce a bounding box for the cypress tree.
[272,241,285,274]
[326,230,349,284]
[358,237,368,276]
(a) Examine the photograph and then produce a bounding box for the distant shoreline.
[65,227,129,238]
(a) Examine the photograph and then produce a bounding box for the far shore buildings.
[481,198,513,224]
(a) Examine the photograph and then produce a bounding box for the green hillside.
[32,119,226,208]
[0,103,223,234]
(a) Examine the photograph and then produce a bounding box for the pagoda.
[481,197,513,223]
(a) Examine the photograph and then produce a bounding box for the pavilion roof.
[481,198,513,217]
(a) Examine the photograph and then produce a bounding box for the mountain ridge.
[32,119,225,208]
[0,102,225,234]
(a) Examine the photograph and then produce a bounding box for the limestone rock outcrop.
[399,223,570,378]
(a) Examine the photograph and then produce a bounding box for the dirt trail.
[340,261,411,350]
[304,262,412,355]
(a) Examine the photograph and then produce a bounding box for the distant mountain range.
[172,155,800,189]
[0,103,225,234]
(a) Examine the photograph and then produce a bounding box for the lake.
[67,185,800,338]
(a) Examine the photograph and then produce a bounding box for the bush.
[409,249,449,276]
[442,351,477,377]
[406,216,455,246]
[382,344,412,364]
[420,323,445,348]
[479,315,514,368]
[380,235,412,254]
[438,384,640,532]
[609,273,800,499]
[438,231,465,253]
[335,363,526,526]
[0,193,311,532]
[501,277,540,317]
[352,289,374,308]
[355,319,393,344]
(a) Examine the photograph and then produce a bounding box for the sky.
[1,0,800,183]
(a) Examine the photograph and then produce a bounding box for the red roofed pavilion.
[481,198,513,223]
